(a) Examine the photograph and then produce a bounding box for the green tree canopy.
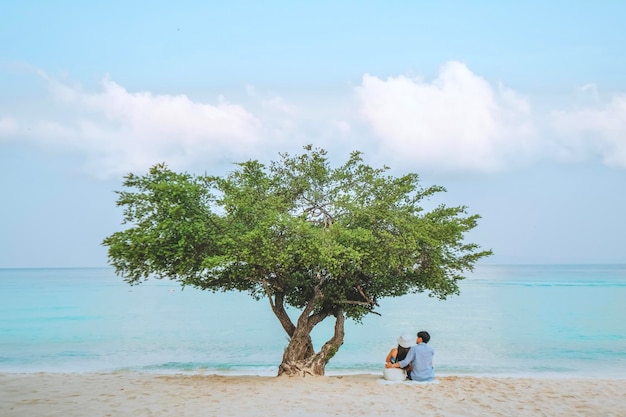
[103,146,492,376]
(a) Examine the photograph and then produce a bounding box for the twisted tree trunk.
[277,309,345,377]
[265,286,316,359]
[269,274,345,376]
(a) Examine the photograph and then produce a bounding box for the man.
[385,331,434,381]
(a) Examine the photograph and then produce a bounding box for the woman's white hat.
[397,333,415,348]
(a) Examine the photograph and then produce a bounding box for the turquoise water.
[1,265,625,378]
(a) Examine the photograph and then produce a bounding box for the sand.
[1,373,624,417]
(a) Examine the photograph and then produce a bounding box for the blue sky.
[1,1,625,267]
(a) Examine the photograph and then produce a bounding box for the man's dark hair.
[417,331,430,344]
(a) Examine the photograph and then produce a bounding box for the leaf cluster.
[103,147,492,321]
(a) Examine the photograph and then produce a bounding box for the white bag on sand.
[382,367,407,381]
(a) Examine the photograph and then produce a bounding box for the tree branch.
[262,278,295,337]
[336,300,382,316]
[318,308,345,355]
[303,204,334,228]
[355,285,379,307]
[338,300,376,307]
[297,272,326,328]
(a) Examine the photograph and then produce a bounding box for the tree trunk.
[267,290,316,358]
[277,310,345,377]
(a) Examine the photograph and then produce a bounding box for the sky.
[1,1,625,268]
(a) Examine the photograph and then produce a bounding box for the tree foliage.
[103,146,492,375]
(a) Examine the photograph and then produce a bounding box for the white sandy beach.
[1,373,624,417]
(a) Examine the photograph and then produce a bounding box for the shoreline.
[2,372,625,416]
[3,367,626,380]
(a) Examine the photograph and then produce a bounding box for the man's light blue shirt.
[398,342,435,381]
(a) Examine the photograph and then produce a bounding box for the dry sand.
[1,372,624,417]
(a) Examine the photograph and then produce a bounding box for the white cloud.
[7,64,626,179]
[355,61,535,172]
[551,92,626,168]
[334,120,352,135]
[22,74,266,178]
[0,116,18,137]
[3,71,362,178]
[243,85,302,141]
[245,85,298,116]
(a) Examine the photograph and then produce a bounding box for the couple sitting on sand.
[384,331,434,381]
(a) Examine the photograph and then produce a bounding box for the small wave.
[470,280,626,288]
[124,361,280,376]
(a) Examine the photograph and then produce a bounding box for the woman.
[383,333,414,381]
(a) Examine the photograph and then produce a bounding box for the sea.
[1,265,624,378]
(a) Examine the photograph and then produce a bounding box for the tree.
[103,146,492,376]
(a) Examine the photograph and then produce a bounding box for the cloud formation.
[11,74,266,178]
[0,73,352,178]
[92,79,262,176]
[0,116,18,137]
[2,63,626,178]
[551,92,626,168]
[355,61,535,172]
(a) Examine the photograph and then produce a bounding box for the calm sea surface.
[1,265,624,378]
